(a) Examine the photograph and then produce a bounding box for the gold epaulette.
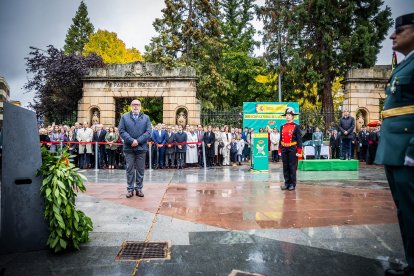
[382,105,414,119]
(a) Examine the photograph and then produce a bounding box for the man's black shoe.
[280,185,289,190]
[136,190,144,197]
[288,186,295,191]
[126,191,134,198]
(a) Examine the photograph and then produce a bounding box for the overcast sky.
[0,0,412,108]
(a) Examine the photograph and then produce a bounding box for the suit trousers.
[124,151,146,192]
[281,146,298,187]
[385,165,414,271]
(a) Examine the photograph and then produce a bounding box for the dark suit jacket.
[203,131,215,157]
[165,132,175,154]
[152,129,167,145]
[203,131,215,145]
[93,129,107,147]
[174,131,187,153]
[358,131,369,146]
[329,134,340,148]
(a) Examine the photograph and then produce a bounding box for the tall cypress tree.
[63,1,94,55]
[259,0,392,128]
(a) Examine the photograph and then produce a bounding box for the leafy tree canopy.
[63,1,94,55]
[83,30,144,64]
[25,45,104,122]
[146,0,270,110]
[258,0,392,128]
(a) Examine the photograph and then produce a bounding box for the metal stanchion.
[202,141,207,170]
[94,141,99,171]
[60,141,63,152]
[149,143,152,171]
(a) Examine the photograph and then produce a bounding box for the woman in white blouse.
[186,125,198,166]
[270,127,280,162]
[221,125,231,165]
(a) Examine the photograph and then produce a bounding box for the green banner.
[252,133,269,171]
[243,102,300,131]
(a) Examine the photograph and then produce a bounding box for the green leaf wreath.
[37,147,93,252]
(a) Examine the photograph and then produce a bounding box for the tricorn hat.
[395,13,414,28]
[281,107,299,116]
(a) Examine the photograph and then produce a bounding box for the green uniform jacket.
[375,53,414,166]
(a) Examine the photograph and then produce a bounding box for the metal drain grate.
[229,270,264,276]
[116,241,171,261]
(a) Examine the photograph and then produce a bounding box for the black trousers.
[359,145,368,161]
[331,146,340,159]
[281,146,298,187]
[385,165,414,271]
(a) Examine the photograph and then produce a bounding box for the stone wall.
[342,66,391,128]
[79,62,199,126]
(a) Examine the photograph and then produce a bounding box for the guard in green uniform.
[375,13,414,276]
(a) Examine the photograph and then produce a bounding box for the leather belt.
[281,141,297,147]
[382,105,414,119]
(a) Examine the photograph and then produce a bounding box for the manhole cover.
[116,241,171,261]
[229,270,264,276]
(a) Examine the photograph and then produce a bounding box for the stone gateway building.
[342,66,390,131]
[79,62,200,126]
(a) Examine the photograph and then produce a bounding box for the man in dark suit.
[357,125,369,162]
[93,124,107,169]
[152,123,167,169]
[165,126,176,168]
[338,109,355,160]
[375,13,414,276]
[197,124,205,167]
[329,129,340,159]
[203,125,215,167]
[174,125,187,169]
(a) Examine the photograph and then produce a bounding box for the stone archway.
[78,62,200,127]
[342,66,390,122]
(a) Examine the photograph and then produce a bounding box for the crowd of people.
[38,117,382,170]
[38,121,257,170]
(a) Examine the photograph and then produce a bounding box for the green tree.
[83,30,144,64]
[25,46,104,123]
[258,0,392,128]
[146,0,266,110]
[63,1,94,55]
[220,0,272,106]
[145,0,229,109]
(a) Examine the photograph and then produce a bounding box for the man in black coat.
[203,125,215,167]
[174,125,187,169]
[165,126,176,168]
[93,124,107,169]
[338,109,355,160]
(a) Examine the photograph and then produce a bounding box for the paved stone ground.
[0,162,406,275]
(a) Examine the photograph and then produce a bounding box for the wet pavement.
[0,162,406,275]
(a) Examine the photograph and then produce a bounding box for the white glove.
[404,155,414,166]
[295,153,300,157]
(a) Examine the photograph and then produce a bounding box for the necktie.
[226,133,229,140]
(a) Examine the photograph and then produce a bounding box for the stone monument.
[342,65,390,124]
[79,62,200,126]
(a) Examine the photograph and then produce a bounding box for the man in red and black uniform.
[279,107,303,191]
